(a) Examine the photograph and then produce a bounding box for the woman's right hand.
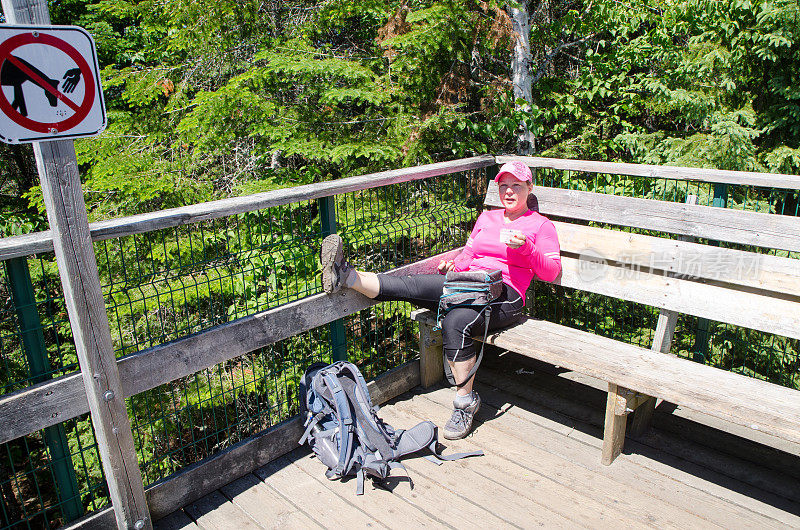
[438,260,455,274]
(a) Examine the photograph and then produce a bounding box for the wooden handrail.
[4,154,800,261]
[0,156,495,261]
[3,155,800,444]
[496,155,800,189]
[0,250,458,445]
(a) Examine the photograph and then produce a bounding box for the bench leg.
[419,321,443,388]
[630,396,656,438]
[602,383,628,465]
[630,309,678,438]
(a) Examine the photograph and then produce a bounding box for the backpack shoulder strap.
[395,421,483,463]
[338,362,372,404]
[298,363,337,445]
[338,376,395,460]
[321,371,356,476]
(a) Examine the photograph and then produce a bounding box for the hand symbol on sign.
[62,68,81,93]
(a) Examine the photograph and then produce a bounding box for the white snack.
[499,228,522,245]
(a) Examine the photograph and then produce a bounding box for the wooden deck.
[153,353,800,529]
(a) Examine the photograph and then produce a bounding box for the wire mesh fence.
[0,416,107,530]
[96,201,321,359]
[0,161,797,529]
[129,325,333,487]
[0,167,482,528]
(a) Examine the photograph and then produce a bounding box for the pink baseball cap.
[494,161,532,183]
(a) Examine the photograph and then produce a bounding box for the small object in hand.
[500,228,523,245]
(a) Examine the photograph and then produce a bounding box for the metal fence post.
[488,163,499,184]
[5,257,83,522]
[319,196,347,362]
[692,183,728,362]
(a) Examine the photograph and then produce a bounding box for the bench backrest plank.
[552,222,800,298]
[556,255,800,341]
[495,155,800,190]
[486,183,800,253]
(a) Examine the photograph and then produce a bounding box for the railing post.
[692,183,728,362]
[34,140,152,530]
[15,146,152,524]
[5,257,83,522]
[2,1,151,525]
[319,196,347,362]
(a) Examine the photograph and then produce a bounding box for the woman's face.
[497,174,531,216]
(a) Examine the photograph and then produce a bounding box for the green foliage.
[520,0,800,175]
[3,0,798,226]
[29,0,512,225]
[2,1,799,526]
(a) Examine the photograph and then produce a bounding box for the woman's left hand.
[438,259,455,274]
[506,233,526,249]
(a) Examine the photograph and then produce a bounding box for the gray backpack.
[298,361,483,494]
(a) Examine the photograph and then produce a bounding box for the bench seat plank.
[484,317,800,446]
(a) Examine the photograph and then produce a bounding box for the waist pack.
[436,269,503,386]
[298,361,483,495]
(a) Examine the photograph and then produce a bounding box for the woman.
[320,161,561,439]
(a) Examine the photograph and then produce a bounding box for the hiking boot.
[442,391,481,440]
[321,234,354,294]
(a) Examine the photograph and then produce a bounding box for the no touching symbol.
[0,32,95,134]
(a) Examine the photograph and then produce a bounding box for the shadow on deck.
[155,352,800,529]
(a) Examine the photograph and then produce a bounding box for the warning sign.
[0,26,106,144]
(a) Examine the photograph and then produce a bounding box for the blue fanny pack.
[435,269,503,386]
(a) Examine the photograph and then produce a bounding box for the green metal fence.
[0,160,797,529]
[0,167,482,529]
[1,257,77,395]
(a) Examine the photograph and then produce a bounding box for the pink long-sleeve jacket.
[452,209,562,302]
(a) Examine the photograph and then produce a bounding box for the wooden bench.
[413,160,800,464]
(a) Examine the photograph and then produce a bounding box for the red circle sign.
[0,32,95,134]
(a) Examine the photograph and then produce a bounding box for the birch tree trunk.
[509,1,534,155]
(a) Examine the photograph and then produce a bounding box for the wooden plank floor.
[154,353,800,529]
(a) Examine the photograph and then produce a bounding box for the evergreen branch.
[607,0,662,15]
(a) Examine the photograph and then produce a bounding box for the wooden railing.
[0,156,494,445]
[0,156,491,528]
[497,155,800,189]
[1,154,798,528]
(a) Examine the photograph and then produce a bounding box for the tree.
[508,1,534,154]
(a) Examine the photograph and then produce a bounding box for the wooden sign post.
[1,1,151,528]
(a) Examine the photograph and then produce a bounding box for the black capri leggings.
[375,274,524,363]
